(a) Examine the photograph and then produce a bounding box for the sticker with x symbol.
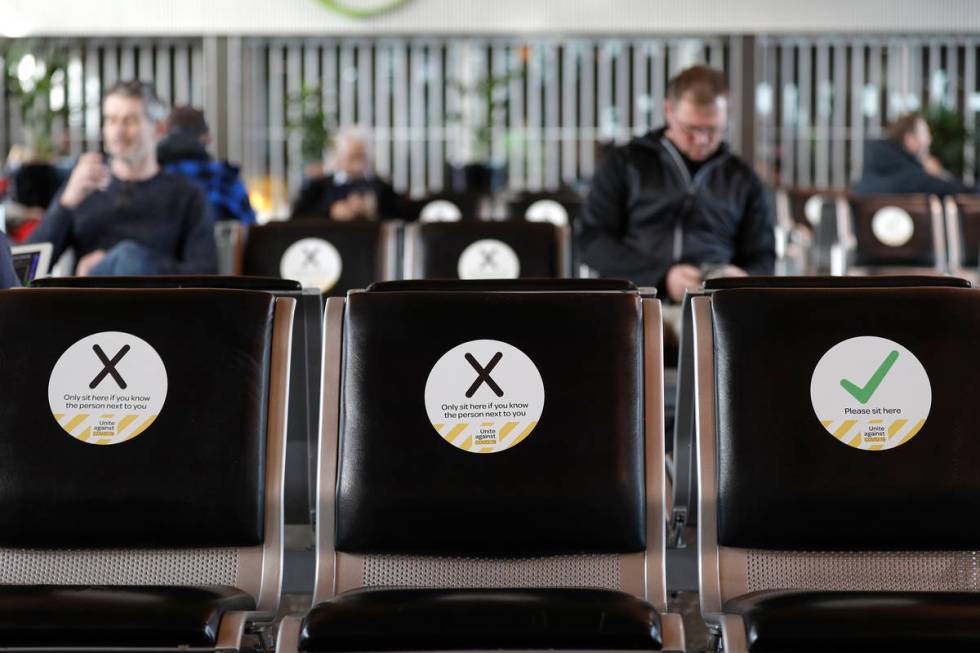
[90,344,130,389]
[464,351,504,398]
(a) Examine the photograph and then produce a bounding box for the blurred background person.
[28,80,216,276]
[157,105,256,225]
[579,65,775,303]
[852,112,975,196]
[290,126,407,220]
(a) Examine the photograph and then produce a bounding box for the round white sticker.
[810,336,931,451]
[457,239,521,279]
[420,200,462,222]
[279,237,343,292]
[525,199,569,226]
[48,332,168,446]
[804,194,825,226]
[871,207,914,247]
[424,339,544,454]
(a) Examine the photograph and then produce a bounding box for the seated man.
[28,81,216,276]
[0,231,18,288]
[853,112,975,196]
[578,65,775,303]
[158,105,256,225]
[290,127,407,221]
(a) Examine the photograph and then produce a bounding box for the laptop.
[10,243,53,286]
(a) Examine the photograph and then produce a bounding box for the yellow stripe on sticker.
[833,420,857,440]
[115,414,139,435]
[63,414,90,434]
[442,423,468,443]
[118,415,158,443]
[508,422,538,448]
[887,419,908,438]
[76,426,92,442]
[459,435,473,451]
[849,432,863,448]
[896,419,926,447]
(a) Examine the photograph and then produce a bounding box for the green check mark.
[840,350,899,404]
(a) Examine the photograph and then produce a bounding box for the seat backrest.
[692,285,980,620]
[403,221,570,279]
[31,275,320,526]
[670,276,971,542]
[410,193,482,222]
[844,194,943,268]
[241,220,399,295]
[314,280,666,611]
[0,288,293,615]
[780,187,831,230]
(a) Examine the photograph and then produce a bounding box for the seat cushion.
[299,588,662,651]
[0,585,255,647]
[726,590,980,651]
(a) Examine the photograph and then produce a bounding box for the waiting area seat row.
[776,188,980,279]
[217,219,573,293]
[2,275,980,651]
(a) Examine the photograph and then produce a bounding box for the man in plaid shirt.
[157,106,256,225]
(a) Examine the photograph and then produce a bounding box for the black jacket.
[291,174,408,220]
[578,128,775,292]
[852,139,974,196]
[0,231,18,288]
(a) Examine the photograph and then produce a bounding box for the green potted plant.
[287,85,332,179]
[446,67,522,196]
[924,105,977,179]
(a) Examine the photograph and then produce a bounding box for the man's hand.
[329,198,357,221]
[76,249,107,277]
[666,264,704,303]
[59,153,111,210]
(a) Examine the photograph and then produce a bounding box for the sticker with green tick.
[811,337,930,451]
[839,350,899,404]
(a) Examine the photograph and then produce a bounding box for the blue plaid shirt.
[164,159,256,225]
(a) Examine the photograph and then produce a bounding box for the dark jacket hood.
[157,130,210,165]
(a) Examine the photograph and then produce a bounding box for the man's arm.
[731,176,777,275]
[159,185,217,274]
[578,148,673,286]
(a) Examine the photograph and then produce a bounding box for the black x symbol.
[301,247,320,268]
[479,248,498,270]
[89,344,130,390]
[465,352,503,398]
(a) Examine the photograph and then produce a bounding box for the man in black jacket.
[0,232,18,288]
[579,65,775,302]
[853,112,974,196]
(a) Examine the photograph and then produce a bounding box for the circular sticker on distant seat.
[420,200,462,222]
[804,195,825,226]
[525,199,569,226]
[871,207,914,247]
[48,332,168,446]
[425,339,545,454]
[280,237,343,292]
[457,239,520,279]
[810,336,930,451]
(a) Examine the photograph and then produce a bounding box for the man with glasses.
[28,80,216,276]
[579,65,774,302]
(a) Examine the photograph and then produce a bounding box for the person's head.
[887,112,932,160]
[664,65,729,161]
[330,127,371,180]
[167,105,211,146]
[102,80,167,167]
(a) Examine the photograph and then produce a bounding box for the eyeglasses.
[675,120,726,139]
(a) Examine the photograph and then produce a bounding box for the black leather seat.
[32,275,320,526]
[690,282,980,652]
[276,279,683,652]
[726,591,980,652]
[0,287,294,650]
[403,221,570,279]
[843,194,945,274]
[0,586,254,647]
[240,219,398,296]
